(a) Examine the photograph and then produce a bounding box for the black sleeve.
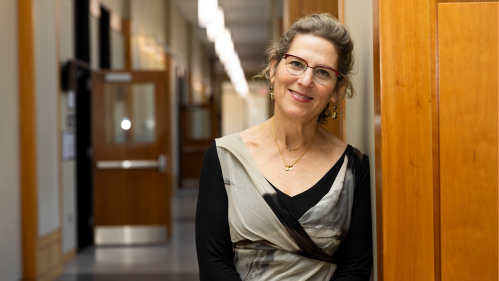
[331,155,373,281]
[195,141,243,281]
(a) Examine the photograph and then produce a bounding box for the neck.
[272,111,319,150]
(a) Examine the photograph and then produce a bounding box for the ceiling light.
[198,0,218,28]
[215,29,234,56]
[206,8,224,42]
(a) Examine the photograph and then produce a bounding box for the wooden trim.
[372,0,383,279]
[19,0,38,278]
[338,0,344,23]
[122,19,132,70]
[62,248,77,263]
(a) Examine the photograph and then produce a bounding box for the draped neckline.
[235,132,350,198]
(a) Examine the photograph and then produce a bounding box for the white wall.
[222,82,245,136]
[222,81,269,136]
[101,0,130,18]
[169,0,189,68]
[344,1,377,279]
[90,15,100,70]
[0,0,22,279]
[190,32,211,103]
[130,0,168,69]
[111,30,125,69]
[35,0,61,236]
[168,0,193,179]
[59,0,77,254]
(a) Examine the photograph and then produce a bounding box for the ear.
[330,85,346,104]
[270,59,277,84]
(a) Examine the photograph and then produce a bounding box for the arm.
[331,155,373,281]
[195,141,243,281]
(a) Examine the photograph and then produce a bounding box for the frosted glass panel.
[104,83,155,143]
[186,108,211,140]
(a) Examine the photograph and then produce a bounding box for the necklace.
[272,117,318,171]
[275,132,315,152]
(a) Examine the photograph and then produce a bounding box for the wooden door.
[179,103,217,182]
[91,71,172,245]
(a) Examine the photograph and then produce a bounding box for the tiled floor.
[56,185,200,281]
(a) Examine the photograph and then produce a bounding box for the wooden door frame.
[19,0,38,278]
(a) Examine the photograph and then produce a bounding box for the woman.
[196,13,372,281]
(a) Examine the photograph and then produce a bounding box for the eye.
[289,60,304,68]
[316,69,331,78]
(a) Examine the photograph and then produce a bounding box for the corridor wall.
[130,0,168,70]
[168,0,190,183]
[59,0,77,255]
[35,0,61,238]
[343,1,377,279]
[0,0,22,280]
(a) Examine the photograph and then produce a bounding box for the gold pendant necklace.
[272,117,318,171]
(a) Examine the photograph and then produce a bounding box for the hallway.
[56,186,200,281]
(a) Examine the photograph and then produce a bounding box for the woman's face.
[271,34,339,123]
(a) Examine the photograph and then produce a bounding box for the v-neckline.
[268,147,346,199]
[235,132,350,198]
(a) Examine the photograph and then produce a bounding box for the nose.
[298,67,315,87]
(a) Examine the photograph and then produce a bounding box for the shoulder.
[350,146,366,163]
[238,119,273,150]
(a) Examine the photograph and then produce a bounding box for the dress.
[196,133,372,281]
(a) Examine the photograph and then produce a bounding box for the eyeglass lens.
[285,56,335,85]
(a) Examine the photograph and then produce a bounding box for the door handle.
[96,154,167,173]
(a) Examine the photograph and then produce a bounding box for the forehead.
[287,34,339,68]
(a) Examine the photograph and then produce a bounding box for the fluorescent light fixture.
[198,0,218,28]
[215,29,234,56]
[206,8,225,42]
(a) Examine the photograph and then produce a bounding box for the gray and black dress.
[196,133,372,281]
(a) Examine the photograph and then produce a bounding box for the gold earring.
[332,105,338,119]
[270,87,275,100]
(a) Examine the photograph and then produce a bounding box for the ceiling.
[173,0,272,74]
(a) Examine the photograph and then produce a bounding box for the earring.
[270,86,275,100]
[332,105,338,119]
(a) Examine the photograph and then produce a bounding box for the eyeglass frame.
[283,54,341,85]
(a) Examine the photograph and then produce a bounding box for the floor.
[56,185,200,281]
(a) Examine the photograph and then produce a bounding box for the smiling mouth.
[289,89,313,100]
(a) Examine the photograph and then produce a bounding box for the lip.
[289,89,313,103]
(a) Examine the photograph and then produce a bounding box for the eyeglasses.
[283,54,340,85]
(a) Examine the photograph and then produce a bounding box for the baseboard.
[62,248,76,263]
[37,264,63,281]
[36,229,63,281]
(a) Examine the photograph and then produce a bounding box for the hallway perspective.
[56,186,199,281]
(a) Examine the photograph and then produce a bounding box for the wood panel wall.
[374,1,499,281]
[438,3,498,280]
[375,1,435,280]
